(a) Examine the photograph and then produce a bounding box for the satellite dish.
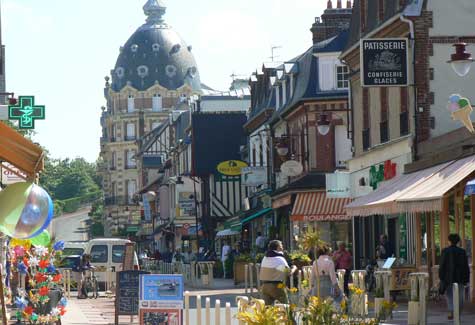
[280,160,303,177]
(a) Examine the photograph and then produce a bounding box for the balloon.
[448,102,459,112]
[30,230,51,246]
[0,182,53,239]
[13,245,25,257]
[450,94,461,103]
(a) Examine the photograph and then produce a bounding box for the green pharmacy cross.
[8,96,45,129]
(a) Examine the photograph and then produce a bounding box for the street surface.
[51,207,91,242]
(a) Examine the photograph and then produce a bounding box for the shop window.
[380,121,389,143]
[362,129,370,151]
[90,245,108,263]
[400,111,409,136]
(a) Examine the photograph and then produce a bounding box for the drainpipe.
[400,14,418,162]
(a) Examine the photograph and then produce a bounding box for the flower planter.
[234,261,247,284]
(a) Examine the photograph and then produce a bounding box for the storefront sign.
[369,160,397,189]
[8,96,45,129]
[216,160,248,176]
[280,160,303,177]
[361,38,408,87]
[242,166,267,186]
[326,172,350,198]
[272,195,292,209]
[1,163,26,184]
[178,192,195,217]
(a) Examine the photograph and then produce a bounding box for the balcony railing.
[104,196,135,206]
[124,136,136,142]
[362,129,370,151]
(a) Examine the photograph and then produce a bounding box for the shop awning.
[216,229,240,237]
[0,122,44,179]
[396,154,475,213]
[241,208,272,224]
[291,192,352,221]
[346,162,450,217]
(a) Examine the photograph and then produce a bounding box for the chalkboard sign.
[115,270,150,324]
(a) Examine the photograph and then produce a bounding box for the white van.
[84,238,139,283]
[63,242,86,257]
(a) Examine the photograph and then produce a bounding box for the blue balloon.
[450,94,461,103]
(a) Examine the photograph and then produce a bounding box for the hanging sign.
[280,160,303,177]
[8,96,45,129]
[360,38,409,87]
[326,172,351,198]
[447,94,475,133]
[216,160,248,176]
[241,166,267,186]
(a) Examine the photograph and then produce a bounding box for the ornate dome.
[111,0,201,92]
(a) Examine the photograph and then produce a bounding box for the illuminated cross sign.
[8,96,45,129]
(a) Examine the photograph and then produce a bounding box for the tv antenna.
[269,46,282,62]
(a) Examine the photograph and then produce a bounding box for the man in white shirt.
[221,241,231,277]
[259,240,297,305]
[255,232,267,252]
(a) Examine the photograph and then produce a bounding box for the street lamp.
[448,43,474,77]
[317,113,331,136]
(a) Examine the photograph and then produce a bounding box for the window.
[152,94,162,111]
[126,150,136,169]
[151,121,161,130]
[127,95,135,113]
[111,182,116,198]
[112,245,125,263]
[126,123,136,141]
[90,245,108,263]
[127,180,137,204]
[336,66,349,89]
[110,152,116,170]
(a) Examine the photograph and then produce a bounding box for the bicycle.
[82,267,99,299]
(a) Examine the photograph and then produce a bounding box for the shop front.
[346,154,475,301]
[290,191,352,251]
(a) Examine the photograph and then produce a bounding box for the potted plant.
[234,254,252,284]
[289,251,312,269]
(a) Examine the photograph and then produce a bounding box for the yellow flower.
[277,283,285,289]
[289,287,298,294]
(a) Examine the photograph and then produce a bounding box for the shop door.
[388,218,397,258]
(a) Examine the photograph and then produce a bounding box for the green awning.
[241,208,272,225]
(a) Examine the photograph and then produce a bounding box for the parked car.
[84,238,139,284]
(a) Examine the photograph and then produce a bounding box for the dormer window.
[336,66,349,89]
[152,43,160,52]
[131,44,139,53]
[152,94,162,111]
[127,95,135,112]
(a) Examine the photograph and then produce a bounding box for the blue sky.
[3,0,326,162]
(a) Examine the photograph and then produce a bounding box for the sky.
[3,0,327,162]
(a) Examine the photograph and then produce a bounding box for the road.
[51,207,91,242]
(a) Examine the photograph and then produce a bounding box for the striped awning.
[291,192,352,221]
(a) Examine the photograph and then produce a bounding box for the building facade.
[99,0,201,236]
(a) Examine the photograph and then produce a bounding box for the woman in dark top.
[439,233,470,320]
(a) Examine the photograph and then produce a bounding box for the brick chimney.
[311,0,352,44]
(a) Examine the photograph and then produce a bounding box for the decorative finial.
[143,0,167,24]
[327,0,332,9]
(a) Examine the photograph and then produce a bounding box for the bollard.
[244,264,249,297]
[184,291,190,325]
[205,297,211,324]
[215,299,221,325]
[418,274,428,325]
[225,302,231,325]
[298,270,302,292]
[336,269,345,293]
[290,271,294,289]
[196,295,202,325]
[256,264,261,296]
[454,283,460,325]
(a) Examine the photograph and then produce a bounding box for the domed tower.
[100,0,201,236]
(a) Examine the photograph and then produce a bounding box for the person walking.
[311,245,341,301]
[333,242,352,296]
[255,232,267,253]
[259,240,297,305]
[221,241,231,278]
[439,233,470,320]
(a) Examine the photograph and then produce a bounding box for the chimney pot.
[337,0,342,8]
[347,0,352,8]
[327,0,332,9]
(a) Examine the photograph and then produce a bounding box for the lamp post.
[448,42,474,77]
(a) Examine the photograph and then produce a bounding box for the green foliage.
[289,251,312,264]
[91,222,104,237]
